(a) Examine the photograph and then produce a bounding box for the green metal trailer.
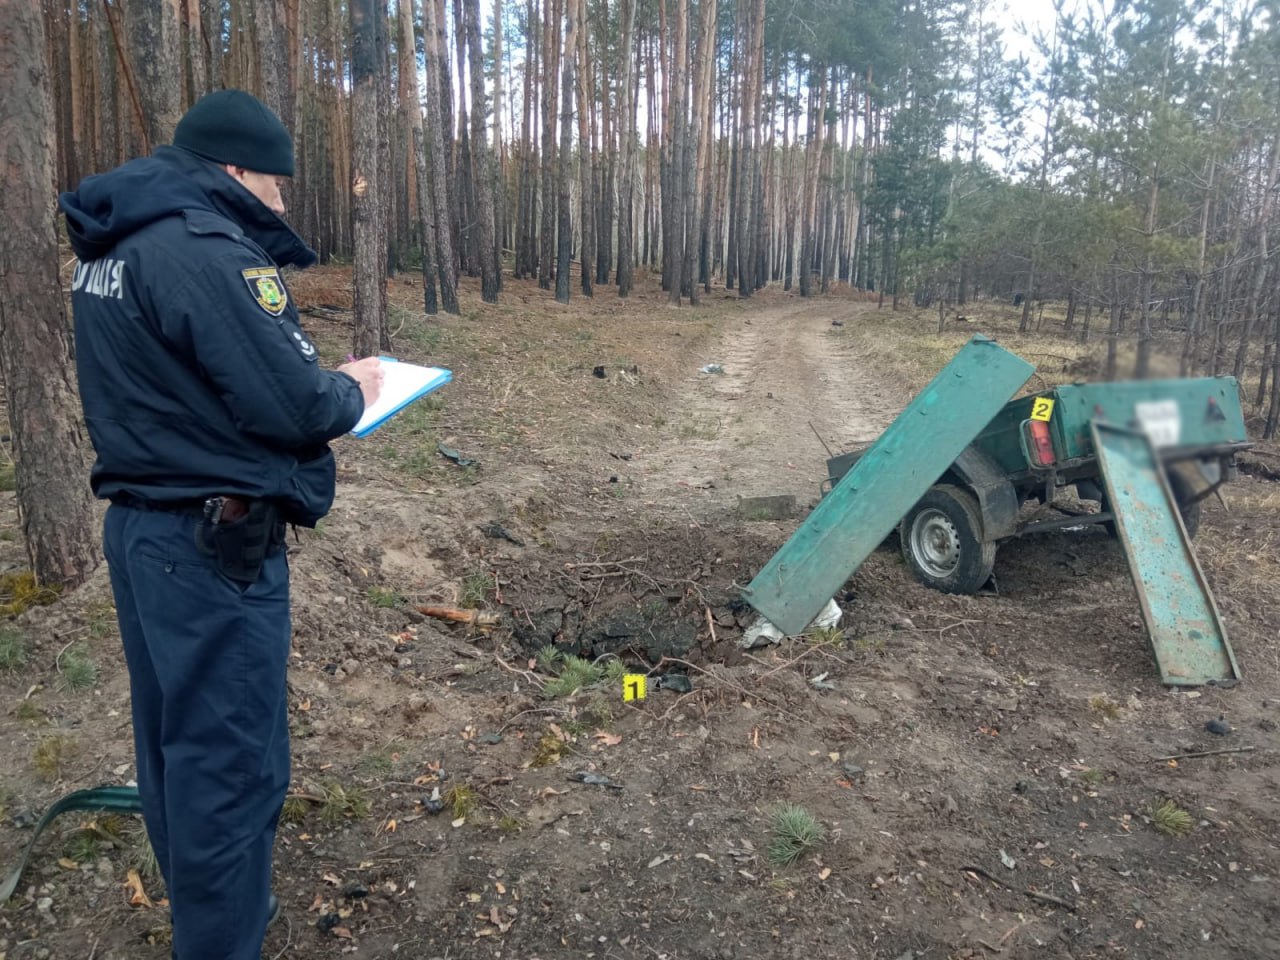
[825,375,1249,596]
[745,337,1247,685]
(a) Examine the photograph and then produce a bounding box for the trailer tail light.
[1026,419,1056,466]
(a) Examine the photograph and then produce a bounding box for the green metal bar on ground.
[1091,421,1240,686]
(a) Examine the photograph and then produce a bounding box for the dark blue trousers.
[104,505,290,960]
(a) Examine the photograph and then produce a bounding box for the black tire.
[899,484,996,595]
[1101,466,1201,539]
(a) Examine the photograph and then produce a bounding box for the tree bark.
[400,0,438,314]
[574,0,594,297]
[421,0,459,312]
[538,0,559,290]
[1233,133,1279,381]
[615,0,637,297]
[664,0,687,303]
[465,0,500,301]
[0,0,100,588]
[124,0,184,148]
[555,0,577,304]
[350,0,388,355]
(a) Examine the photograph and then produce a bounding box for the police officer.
[60,90,383,959]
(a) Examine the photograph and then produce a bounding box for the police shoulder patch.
[242,266,288,316]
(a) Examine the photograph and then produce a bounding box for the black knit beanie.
[173,89,295,177]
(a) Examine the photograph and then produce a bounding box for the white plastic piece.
[809,598,842,631]
[741,616,784,649]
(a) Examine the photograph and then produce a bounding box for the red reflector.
[1029,420,1056,466]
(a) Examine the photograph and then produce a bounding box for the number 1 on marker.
[623,674,647,701]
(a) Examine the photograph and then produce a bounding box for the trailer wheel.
[1102,467,1201,539]
[900,485,996,595]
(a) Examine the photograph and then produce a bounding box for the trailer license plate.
[1135,400,1181,448]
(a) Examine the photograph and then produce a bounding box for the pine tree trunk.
[0,2,100,588]
[538,0,559,290]
[125,0,184,148]
[1233,135,1279,380]
[350,0,388,355]
[595,54,612,286]
[465,0,499,302]
[492,0,507,279]
[434,0,458,277]
[395,0,417,273]
[664,0,687,304]
[684,0,717,304]
[515,0,536,279]
[422,0,459,312]
[615,0,637,297]
[401,0,438,314]
[201,0,224,90]
[555,0,577,304]
[575,0,594,297]
[798,69,824,298]
[745,0,765,292]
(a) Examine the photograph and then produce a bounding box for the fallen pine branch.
[1152,746,1256,762]
[962,867,1078,912]
[1025,889,1077,912]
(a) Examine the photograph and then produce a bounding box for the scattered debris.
[740,616,784,650]
[700,363,724,374]
[568,771,623,790]
[1205,716,1233,736]
[655,674,693,694]
[999,849,1016,870]
[437,442,478,468]
[414,606,501,627]
[831,320,844,327]
[478,523,525,546]
[810,599,842,631]
[609,452,634,461]
[809,672,836,692]
[422,787,445,815]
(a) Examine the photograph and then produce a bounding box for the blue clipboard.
[350,356,452,438]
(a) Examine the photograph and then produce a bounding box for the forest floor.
[2,268,1279,960]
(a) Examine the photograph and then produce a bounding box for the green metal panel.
[744,336,1034,636]
[967,377,1245,475]
[1053,378,1245,461]
[1091,421,1239,686]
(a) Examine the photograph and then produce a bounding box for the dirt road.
[639,298,902,504]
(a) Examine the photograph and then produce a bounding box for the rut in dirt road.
[642,298,904,508]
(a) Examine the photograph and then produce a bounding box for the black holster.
[194,500,286,584]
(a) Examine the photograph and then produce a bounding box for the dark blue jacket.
[60,147,363,526]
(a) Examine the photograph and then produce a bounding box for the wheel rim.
[910,508,961,580]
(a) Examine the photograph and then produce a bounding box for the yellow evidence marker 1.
[623,674,647,701]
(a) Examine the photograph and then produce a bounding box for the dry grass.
[294,266,731,489]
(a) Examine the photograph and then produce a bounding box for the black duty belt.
[111,494,251,522]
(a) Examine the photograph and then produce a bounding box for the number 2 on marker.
[1031,397,1055,422]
